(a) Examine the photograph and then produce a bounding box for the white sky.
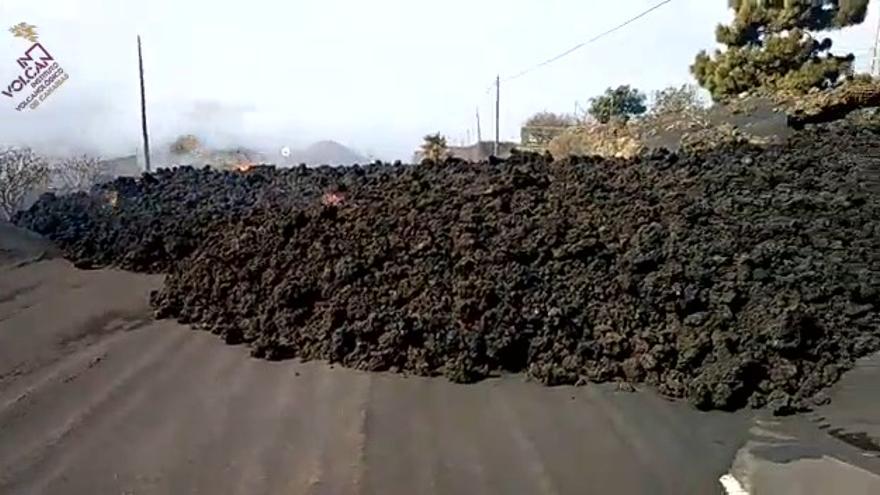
[0,0,878,161]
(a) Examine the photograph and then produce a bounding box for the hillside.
[290,140,367,166]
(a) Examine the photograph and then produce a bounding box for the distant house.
[412,141,517,163]
[449,141,517,161]
[146,147,269,170]
[199,148,268,169]
[520,125,572,153]
[97,155,142,181]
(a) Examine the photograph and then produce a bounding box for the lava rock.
[15,120,880,413]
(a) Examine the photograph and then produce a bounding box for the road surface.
[1,223,878,494]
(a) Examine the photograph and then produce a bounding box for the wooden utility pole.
[476,107,482,143]
[138,35,152,172]
[872,10,880,77]
[494,75,500,156]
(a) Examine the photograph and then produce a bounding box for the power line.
[502,0,675,83]
[474,0,674,150]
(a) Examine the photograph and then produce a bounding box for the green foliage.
[587,85,647,124]
[651,84,707,115]
[693,0,868,100]
[716,0,867,46]
[421,133,449,162]
[524,111,577,127]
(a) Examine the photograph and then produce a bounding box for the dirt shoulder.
[0,222,58,267]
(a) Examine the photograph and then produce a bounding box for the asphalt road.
[1,224,878,494]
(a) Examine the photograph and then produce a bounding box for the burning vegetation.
[233,160,254,173]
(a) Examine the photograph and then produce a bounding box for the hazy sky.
[0,0,878,161]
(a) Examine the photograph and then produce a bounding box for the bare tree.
[0,147,50,221]
[53,155,104,194]
[650,84,707,116]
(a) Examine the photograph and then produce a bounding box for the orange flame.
[233,160,254,173]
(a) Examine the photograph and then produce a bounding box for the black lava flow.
[16,120,880,414]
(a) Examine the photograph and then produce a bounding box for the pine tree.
[692,0,870,100]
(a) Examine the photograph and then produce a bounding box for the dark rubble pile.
[149,122,880,414]
[13,164,383,273]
